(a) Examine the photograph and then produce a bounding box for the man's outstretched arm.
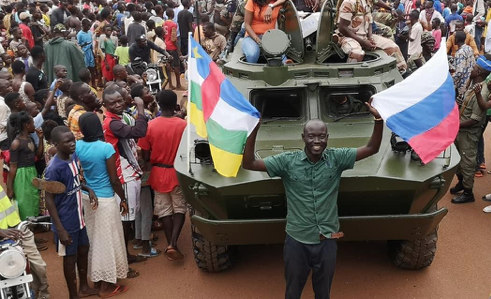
[356,101,383,161]
[242,123,267,172]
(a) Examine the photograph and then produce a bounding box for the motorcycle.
[0,216,50,299]
[127,56,169,95]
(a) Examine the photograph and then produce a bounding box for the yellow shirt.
[43,14,50,27]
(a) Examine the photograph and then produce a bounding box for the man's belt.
[152,163,174,168]
[320,232,344,240]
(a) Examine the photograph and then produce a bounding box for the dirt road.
[39,139,491,299]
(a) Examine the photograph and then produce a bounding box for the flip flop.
[133,241,157,250]
[164,246,183,261]
[127,268,139,279]
[32,178,66,194]
[138,248,162,258]
[99,285,128,298]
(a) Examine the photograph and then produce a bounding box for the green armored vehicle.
[175,0,460,272]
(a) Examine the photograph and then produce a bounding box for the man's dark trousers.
[284,234,337,299]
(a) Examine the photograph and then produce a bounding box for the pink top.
[432,29,442,51]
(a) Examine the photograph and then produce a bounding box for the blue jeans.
[475,25,484,50]
[241,36,261,63]
[284,234,337,299]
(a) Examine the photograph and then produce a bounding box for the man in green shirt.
[243,102,383,299]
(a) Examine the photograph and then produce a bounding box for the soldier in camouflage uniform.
[226,0,246,52]
[199,0,216,18]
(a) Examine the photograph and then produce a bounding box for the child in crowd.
[77,19,97,87]
[56,79,74,126]
[15,44,32,71]
[408,10,424,70]
[44,126,99,299]
[114,35,130,66]
[129,84,157,119]
[395,9,409,62]
[38,119,59,216]
[138,90,187,261]
[462,0,473,15]
[101,25,118,83]
[432,18,442,52]
[0,53,12,73]
[50,65,68,98]
[9,27,24,54]
[6,111,44,220]
[75,112,129,298]
[465,14,475,37]
[78,68,97,94]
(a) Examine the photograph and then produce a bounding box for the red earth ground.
[35,123,491,299]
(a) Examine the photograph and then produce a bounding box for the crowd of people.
[0,0,489,297]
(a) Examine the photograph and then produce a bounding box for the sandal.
[35,238,47,244]
[138,248,162,258]
[36,243,48,251]
[164,246,183,261]
[127,268,139,279]
[133,241,157,250]
[99,285,128,298]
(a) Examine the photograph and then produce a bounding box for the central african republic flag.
[188,38,260,177]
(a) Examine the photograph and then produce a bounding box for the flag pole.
[187,32,193,176]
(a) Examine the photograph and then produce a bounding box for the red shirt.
[163,20,178,51]
[138,117,186,193]
[19,23,34,49]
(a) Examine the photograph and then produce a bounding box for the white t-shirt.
[419,10,444,30]
[408,22,423,56]
[485,20,491,53]
[0,97,10,143]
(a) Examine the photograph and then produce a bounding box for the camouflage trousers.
[339,34,407,71]
[455,130,480,189]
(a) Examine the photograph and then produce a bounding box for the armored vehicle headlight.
[390,133,410,153]
[0,247,26,279]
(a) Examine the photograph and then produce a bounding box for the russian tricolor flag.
[372,42,459,164]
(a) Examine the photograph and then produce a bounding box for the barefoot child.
[101,25,118,83]
[43,126,99,299]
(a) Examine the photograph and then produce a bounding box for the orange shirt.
[245,0,282,35]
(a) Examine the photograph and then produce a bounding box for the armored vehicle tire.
[388,229,438,270]
[388,204,439,270]
[190,208,235,272]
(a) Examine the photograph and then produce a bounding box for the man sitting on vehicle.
[328,94,367,116]
[336,0,407,72]
[0,185,50,299]
[129,34,173,64]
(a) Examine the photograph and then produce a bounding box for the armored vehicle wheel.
[388,205,439,270]
[190,208,235,272]
[388,229,438,270]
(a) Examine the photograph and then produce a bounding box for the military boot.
[451,188,475,204]
[450,174,464,194]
